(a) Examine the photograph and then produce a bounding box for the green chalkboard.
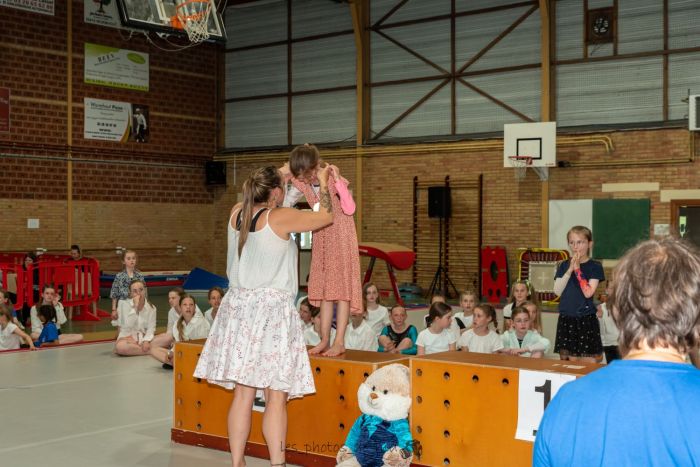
[592,199,650,259]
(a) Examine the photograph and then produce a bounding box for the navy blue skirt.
[554,314,603,357]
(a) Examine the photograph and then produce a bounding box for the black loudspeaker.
[428,186,451,218]
[205,161,226,186]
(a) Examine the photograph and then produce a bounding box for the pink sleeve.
[334,177,356,215]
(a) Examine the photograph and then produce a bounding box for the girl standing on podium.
[194,165,333,467]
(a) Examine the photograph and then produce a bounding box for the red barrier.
[24,258,108,321]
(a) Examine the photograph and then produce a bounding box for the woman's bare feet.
[308,340,329,355]
[322,342,345,357]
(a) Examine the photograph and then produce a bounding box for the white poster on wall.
[84,0,121,28]
[84,43,149,92]
[0,0,54,15]
[84,98,131,142]
[548,199,593,251]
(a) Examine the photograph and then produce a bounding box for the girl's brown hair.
[289,144,320,177]
[238,166,283,256]
[521,300,543,333]
[208,286,224,300]
[508,280,540,307]
[475,303,498,333]
[426,302,452,327]
[175,294,197,342]
[362,282,381,310]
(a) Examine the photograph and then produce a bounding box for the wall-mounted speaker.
[428,186,451,218]
[205,161,226,186]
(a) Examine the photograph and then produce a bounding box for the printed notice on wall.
[84,0,120,28]
[0,88,9,133]
[84,43,149,92]
[84,98,131,142]
[0,0,54,15]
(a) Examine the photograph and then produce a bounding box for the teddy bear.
[336,363,413,467]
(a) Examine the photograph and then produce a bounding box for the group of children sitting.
[299,281,554,358]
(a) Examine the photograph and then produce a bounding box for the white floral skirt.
[193,287,315,399]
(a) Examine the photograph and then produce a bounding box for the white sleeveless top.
[227,208,298,295]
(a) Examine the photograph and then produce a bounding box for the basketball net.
[508,156,549,181]
[175,0,212,44]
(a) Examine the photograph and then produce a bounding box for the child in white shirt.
[114,280,157,356]
[500,306,549,358]
[204,286,224,326]
[151,294,210,368]
[0,305,34,351]
[364,283,390,335]
[304,306,336,346]
[597,282,620,363]
[451,290,476,339]
[345,311,377,351]
[457,303,503,354]
[30,284,67,340]
[416,302,457,355]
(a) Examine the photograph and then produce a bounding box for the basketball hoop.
[508,156,532,181]
[172,0,212,44]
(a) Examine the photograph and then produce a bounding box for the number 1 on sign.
[515,370,575,442]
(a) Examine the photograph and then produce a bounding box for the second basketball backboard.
[503,122,557,168]
[115,0,226,43]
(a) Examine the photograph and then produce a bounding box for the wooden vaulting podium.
[172,340,599,466]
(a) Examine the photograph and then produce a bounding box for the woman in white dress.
[194,165,333,467]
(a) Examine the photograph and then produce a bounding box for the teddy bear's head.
[357,363,411,422]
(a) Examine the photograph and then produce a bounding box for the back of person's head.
[0,304,12,323]
[38,304,57,323]
[476,302,498,332]
[239,166,283,256]
[431,294,446,304]
[289,144,320,178]
[609,238,700,355]
[426,301,452,327]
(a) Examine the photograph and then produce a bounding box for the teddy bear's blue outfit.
[344,413,412,467]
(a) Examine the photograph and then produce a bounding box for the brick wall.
[0,0,220,267]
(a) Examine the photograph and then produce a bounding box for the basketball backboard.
[115,0,226,43]
[503,122,557,168]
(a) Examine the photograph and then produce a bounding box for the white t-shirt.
[167,305,203,334]
[366,305,390,335]
[457,329,504,353]
[303,326,336,347]
[451,311,473,339]
[0,323,21,351]
[416,328,456,354]
[204,307,217,326]
[172,314,211,342]
[345,319,377,351]
[598,303,620,347]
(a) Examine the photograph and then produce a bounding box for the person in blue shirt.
[34,305,83,347]
[534,238,700,466]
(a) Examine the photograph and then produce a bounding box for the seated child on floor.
[34,305,83,347]
[204,286,224,326]
[151,294,210,369]
[298,297,313,330]
[500,306,549,358]
[0,305,34,351]
[150,287,203,353]
[456,303,503,354]
[502,280,539,332]
[30,284,68,340]
[303,303,335,347]
[345,311,377,351]
[114,280,156,356]
[378,305,417,355]
[0,288,24,330]
[417,302,456,355]
[451,290,476,338]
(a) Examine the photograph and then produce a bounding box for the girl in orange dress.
[282,144,362,356]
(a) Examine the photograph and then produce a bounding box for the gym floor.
[0,341,302,467]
